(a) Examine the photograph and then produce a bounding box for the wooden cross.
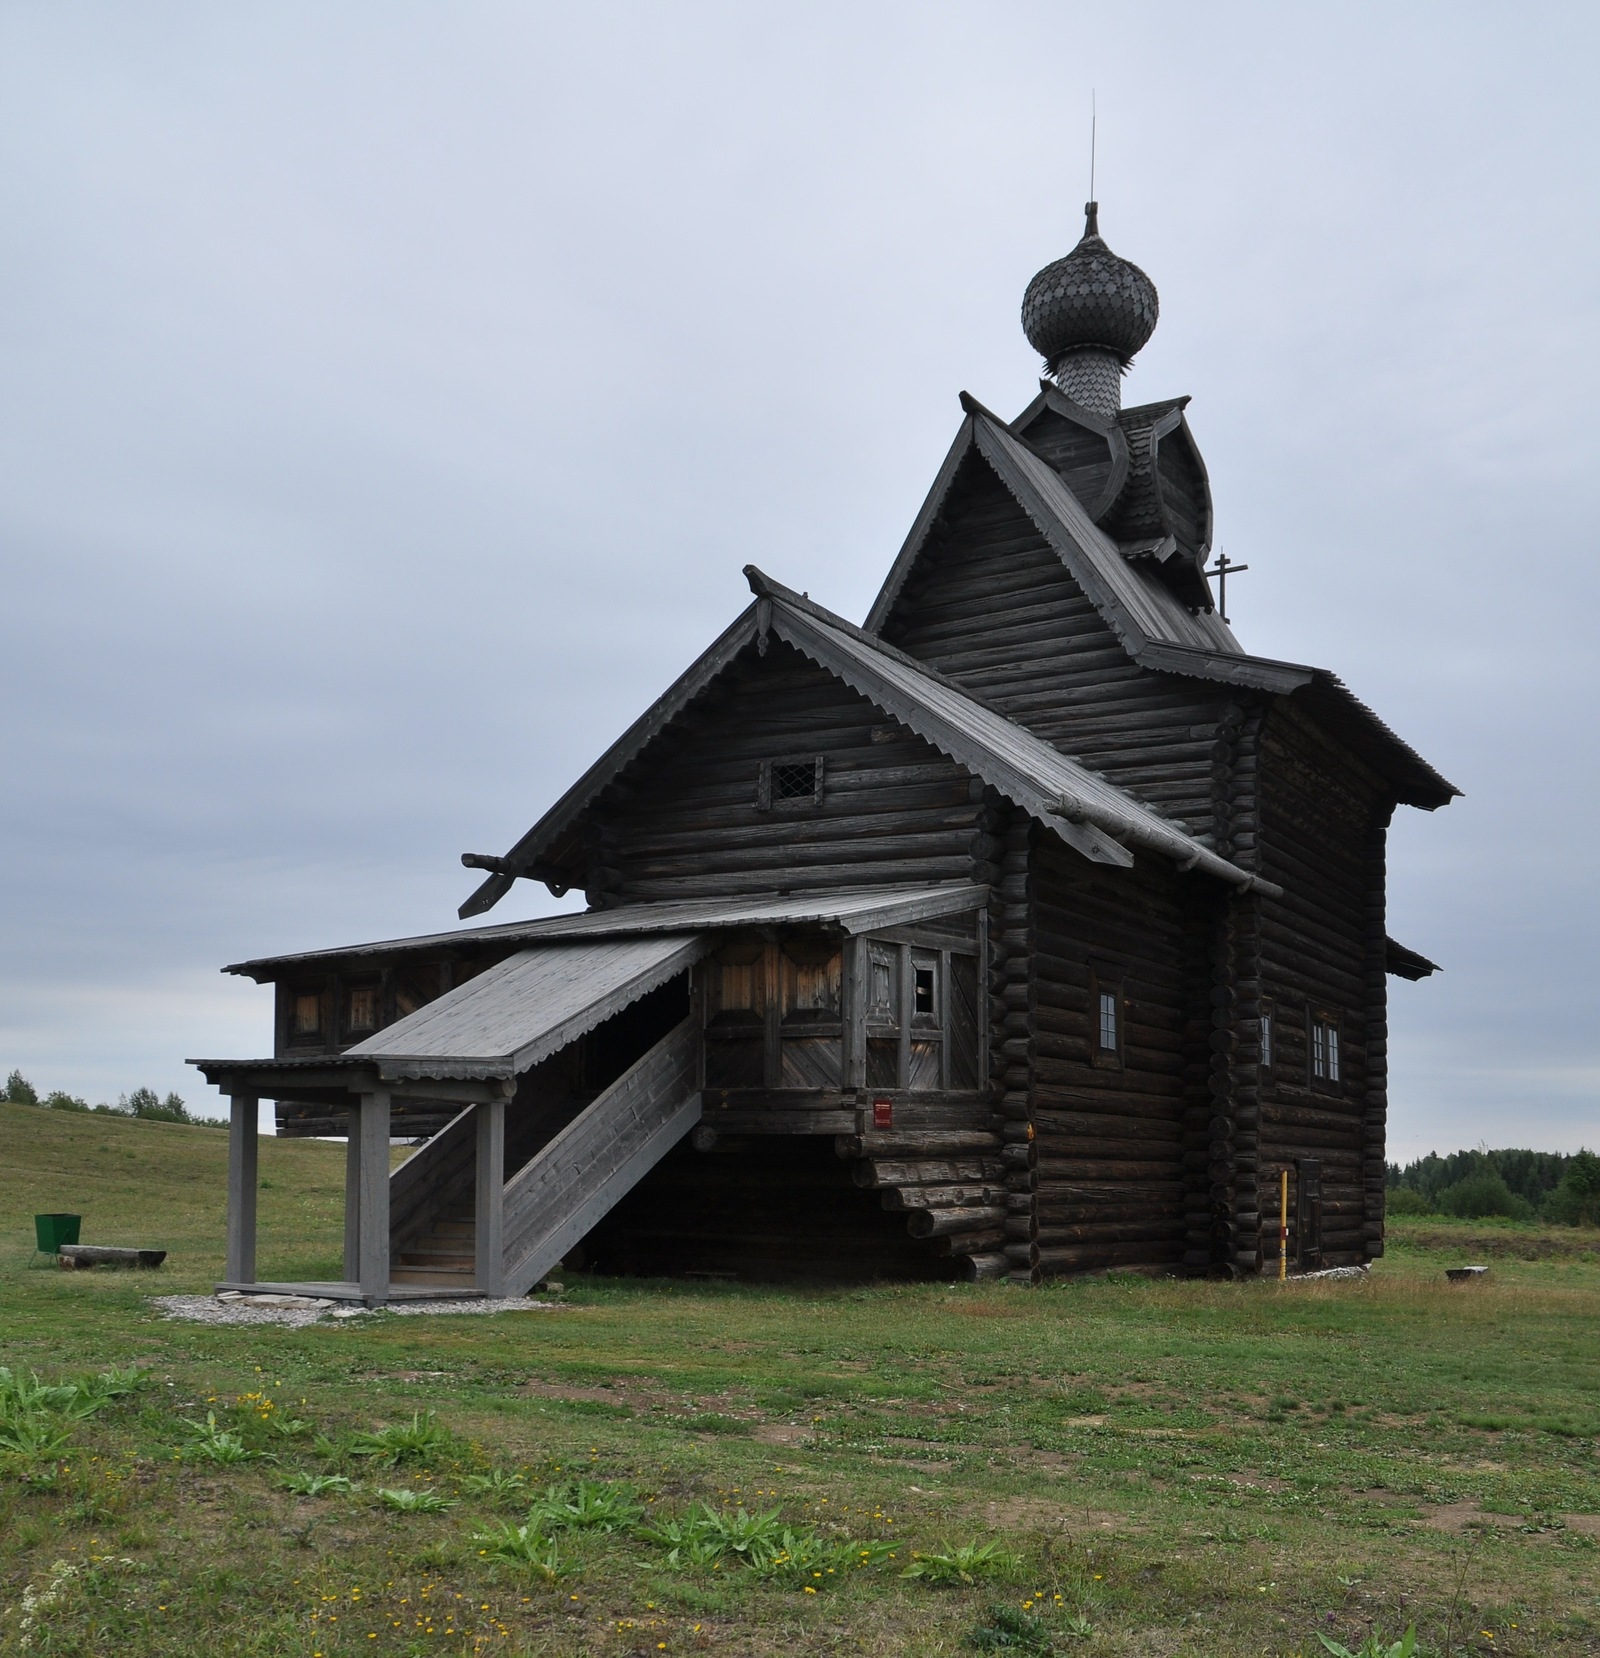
[1205,550,1249,624]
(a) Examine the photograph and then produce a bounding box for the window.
[1260,1002,1275,1071]
[1098,991,1119,1053]
[347,986,378,1032]
[913,965,936,1016]
[1089,966,1123,1068]
[757,756,823,810]
[291,992,321,1037]
[1310,1013,1341,1086]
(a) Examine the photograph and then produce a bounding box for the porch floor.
[215,1280,487,1304]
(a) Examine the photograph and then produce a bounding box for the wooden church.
[194,203,1456,1301]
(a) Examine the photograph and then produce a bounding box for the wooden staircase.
[384,1017,702,1297]
[391,1201,476,1288]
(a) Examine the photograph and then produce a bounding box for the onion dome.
[1021,202,1159,369]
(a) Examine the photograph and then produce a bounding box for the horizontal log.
[836,1130,1003,1158]
[851,1157,1006,1188]
[907,1205,1008,1238]
[936,1227,1007,1256]
[963,1252,1009,1282]
[881,1182,1008,1212]
[58,1245,166,1269]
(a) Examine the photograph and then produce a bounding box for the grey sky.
[1,3,1595,1158]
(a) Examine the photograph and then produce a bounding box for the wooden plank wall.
[590,640,984,906]
[1026,832,1209,1277]
[875,463,1232,833]
[1254,702,1391,1267]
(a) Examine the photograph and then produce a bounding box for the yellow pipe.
[1278,1168,1289,1281]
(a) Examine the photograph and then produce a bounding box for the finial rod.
[1084,200,1099,237]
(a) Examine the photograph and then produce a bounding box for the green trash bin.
[35,1213,82,1254]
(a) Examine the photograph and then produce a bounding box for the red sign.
[872,1099,894,1130]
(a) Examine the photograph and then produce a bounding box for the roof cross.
[1204,550,1249,624]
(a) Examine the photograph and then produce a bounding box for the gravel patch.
[151,1293,558,1328]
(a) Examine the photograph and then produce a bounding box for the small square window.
[347,987,378,1031]
[292,993,321,1037]
[759,756,822,809]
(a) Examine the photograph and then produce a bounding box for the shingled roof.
[865,397,1459,809]
[457,571,1283,919]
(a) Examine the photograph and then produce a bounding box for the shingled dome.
[1022,202,1159,368]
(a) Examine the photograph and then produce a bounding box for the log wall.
[590,640,984,906]
[1025,831,1212,1278]
[1253,702,1392,1268]
[875,461,1234,835]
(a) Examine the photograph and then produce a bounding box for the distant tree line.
[1387,1146,1600,1226]
[2,1069,223,1126]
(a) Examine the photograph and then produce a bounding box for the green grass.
[1,1101,1598,1655]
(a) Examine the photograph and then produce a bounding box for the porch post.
[225,1089,259,1284]
[357,1088,391,1303]
[474,1098,506,1297]
[342,1119,362,1284]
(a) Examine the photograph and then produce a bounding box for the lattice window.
[1311,1015,1341,1084]
[758,755,822,809]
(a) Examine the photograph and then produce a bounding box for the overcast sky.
[1,2,1596,1158]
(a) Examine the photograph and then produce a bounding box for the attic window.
[291,992,321,1037]
[347,987,378,1032]
[759,756,823,810]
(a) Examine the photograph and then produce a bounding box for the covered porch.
[192,931,706,1305]
[196,1058,517,1305]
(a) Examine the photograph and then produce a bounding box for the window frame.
[757,754,824,811]
[1307,1006,1342,1092]
[1259,997,1275,1077]
[1088,965,1125,1070]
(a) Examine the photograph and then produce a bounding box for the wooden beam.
[343,1131,361,1282]
[358,1089,391,1303]
[475,1100,506,1297]
[225,1090,258,1285]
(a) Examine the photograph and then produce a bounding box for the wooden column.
[225,1089,259,1285]
[357,1089,391,1303]
[343,1119,362,1283]
[474,1099,506,1297]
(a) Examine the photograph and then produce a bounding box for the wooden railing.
[388,1107,475,1258]
[500,1017,701,1295]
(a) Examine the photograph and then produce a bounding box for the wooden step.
[390,1267,476,1286]
[399,1248,474,1269]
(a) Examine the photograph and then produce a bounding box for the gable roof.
[457,571,1283,918]
[864,396,1459,809]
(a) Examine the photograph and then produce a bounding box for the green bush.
[1436,1171,1532,1221]
[3,1070,39,1106]
[1385,1186,1432,1216]
[1543,1151,1600,1227]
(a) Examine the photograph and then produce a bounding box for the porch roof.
[194,932,705,1090]
[223,882,988,980]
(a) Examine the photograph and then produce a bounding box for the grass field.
[1,1102,1597,1657]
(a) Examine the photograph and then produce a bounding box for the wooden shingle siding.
[592,641,982,906]
[1253,703,1390,1267]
